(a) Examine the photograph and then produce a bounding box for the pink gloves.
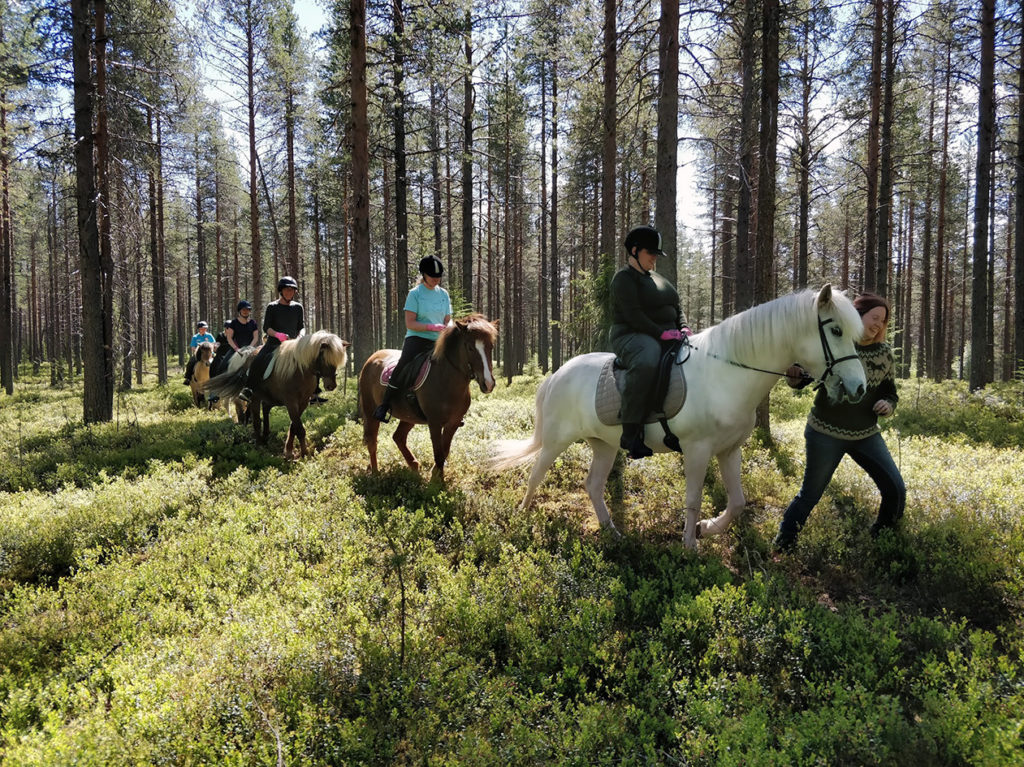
[426,323,446,332]
[274,332,289,342]
[660,329,683,341]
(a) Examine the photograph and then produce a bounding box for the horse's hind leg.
[699,445,746,538]
[521,440,572,510]
[392,421,420,473]
[584,438,620,535]
[362,417,382,472]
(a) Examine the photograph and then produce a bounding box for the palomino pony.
[490,286,867,549]
[358,314,498,482]
[205,331,349,458]
[188,341,215,408]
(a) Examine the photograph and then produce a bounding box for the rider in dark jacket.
[609,225,690,459]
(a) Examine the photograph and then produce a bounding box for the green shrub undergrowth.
[0,371,1022,764]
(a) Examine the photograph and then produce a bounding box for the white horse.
[212,346,258,423]
[490,285,867,549]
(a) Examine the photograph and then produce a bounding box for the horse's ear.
[816,283,833,307]
[342,340,351,348]
[491,318,500,330]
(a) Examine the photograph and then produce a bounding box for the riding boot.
[374,385,396,422]
[620,423,653,459]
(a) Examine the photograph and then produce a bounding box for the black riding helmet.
[277,276,299,292]
[623,225,664,257]
[196,321,208,329]
[237,299,252,311]
[419,256,444,278]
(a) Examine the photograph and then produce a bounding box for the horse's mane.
[274,330,349,379]
[432,313,498,361]
[700,288,862,361]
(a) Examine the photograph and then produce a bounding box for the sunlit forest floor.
[1,362,1022,764]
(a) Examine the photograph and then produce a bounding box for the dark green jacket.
[608,265,683,343]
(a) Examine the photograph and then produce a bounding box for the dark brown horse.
[205,331,349,459]
[359,314,498,482]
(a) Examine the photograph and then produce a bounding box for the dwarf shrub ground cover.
[0,371,1022,764]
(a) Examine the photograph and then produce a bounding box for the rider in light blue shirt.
[373,256,452,421]
[184,321,216,384]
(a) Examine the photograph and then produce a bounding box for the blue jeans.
[778,424,905,537]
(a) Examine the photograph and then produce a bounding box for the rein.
[694,317,859,389]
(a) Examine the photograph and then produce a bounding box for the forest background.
[0,0,1020,421]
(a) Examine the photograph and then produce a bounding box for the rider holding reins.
[373,256,452,422]
[238,277,305,403]
[609,225,691,459]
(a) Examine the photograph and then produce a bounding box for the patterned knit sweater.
[806,342,898,441]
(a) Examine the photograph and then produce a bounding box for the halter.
[696,315,859,390]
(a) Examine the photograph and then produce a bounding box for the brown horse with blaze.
[359,314,498,483]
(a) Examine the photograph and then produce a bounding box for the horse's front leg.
[285,405,307,459]
[682,447,712,549]
[699,445,746,538]
[392,421,419,472]
[428,421,447,483]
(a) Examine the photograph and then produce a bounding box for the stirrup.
[373,403,391,423]
[237,387,253,403]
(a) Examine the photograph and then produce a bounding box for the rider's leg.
[374,336,433,422]
[238,337,280,402]
[613,333,660,459]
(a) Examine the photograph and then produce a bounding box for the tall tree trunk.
[286,91,299,278]
[600,0,616,264]
[350,0,372,369]
[875,0,895,296]
[754,0,780,431]
[863,0,883,292]
[195,134,207,323]
[756,0,779,306]
[796,11,812,291]
[392,0,408,343]
[246,1,263,319]
[551,59,561,370]
[655,0,679,285]
[919,78,935,379]
[0,73,11,394]
[1016,0,1024,378]
[734,0,757,311]
[461,13,474,306]
[153,111,168,383]
[74,0,111,422]
[933,44,952,380]
[970,0,995,391]
[538,60,549,373]
[430,82,443,260]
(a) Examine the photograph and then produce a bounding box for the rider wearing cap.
[373,255,452,422]
[238,277,305,403]
[609,224,690,459]
[184,321,216,385]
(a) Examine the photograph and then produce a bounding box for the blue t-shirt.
[404,283,452,340]
[190,332,215,348]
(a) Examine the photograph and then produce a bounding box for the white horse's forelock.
[700,288,861,363]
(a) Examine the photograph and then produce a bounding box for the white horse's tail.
[489,374,553,471]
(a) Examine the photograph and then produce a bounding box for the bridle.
[697,315,859,390]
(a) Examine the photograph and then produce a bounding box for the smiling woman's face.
[861,306,888,343]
